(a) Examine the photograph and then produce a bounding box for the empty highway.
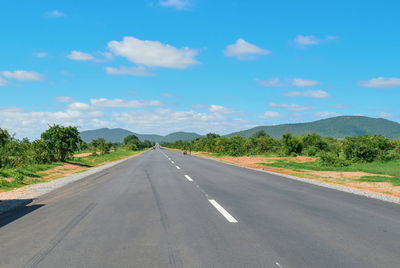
[1,148,400,268]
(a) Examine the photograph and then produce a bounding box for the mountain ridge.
[80,116,400,142]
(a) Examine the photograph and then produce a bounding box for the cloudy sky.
[1,0,400,139]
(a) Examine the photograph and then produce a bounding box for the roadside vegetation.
[162,131,400,187]
[0,127,153,191]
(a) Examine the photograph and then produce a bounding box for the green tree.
[41,125,81,161]
[0,128,11,147]
[31,139,53,164]
[301,133,329,156]
[281,133,303,156]
[251,130,267,139]
[91,138,112,154]
[124,134,142,150]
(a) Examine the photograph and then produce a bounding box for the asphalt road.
[1,148,400,268]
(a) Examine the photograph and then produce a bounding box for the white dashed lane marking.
[208,200,238,223]
[184,175,193,181]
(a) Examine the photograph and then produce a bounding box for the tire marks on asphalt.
[23,203,97,268]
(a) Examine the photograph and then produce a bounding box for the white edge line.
[184,175,193,182]
[208,199,238,223]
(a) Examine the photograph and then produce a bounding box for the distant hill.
[226,116,400,139]
[162,132,203,142]
[80,116,400,143]
[80,128,202,143]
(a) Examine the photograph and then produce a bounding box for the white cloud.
[283,90,330,98]
[55,96,74,103]
[108,36,199,69]
[0,104,254,138]
[159,0,190,10]
[292,78,319,87]
[377,112,393,118]
[90,98,164,108]
[33,52,48,58]
[192,104,241,115]
[44,10,65,18]
[358,77,400,88]
[2,70,43,81]
[224,39,270,60]
[314,112,340,117]
[0,77,7,86]
[112,108,251,135]
[260,111,281,119]
[293,35,338,48]
[68,102,91,110]
[208,105,239,114]
[294,35,319,47]
[0,108,104,139]
[161,93,175,98]
[258,78,282,87]
[105,66,155,76]
[269,103,311,111]
[67,51,97,61]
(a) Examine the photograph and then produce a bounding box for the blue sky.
[1,0,400,138]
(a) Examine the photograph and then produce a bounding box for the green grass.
[0,149,146,191]
[260,159,400,185]
[0,163,62,190]
[70,149,144,167]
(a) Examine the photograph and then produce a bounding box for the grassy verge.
[0,149,145,191]
[261,159,400,186]
[70,149,144,167]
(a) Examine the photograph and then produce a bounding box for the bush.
[342,135,393,162]
[281,133,303,156]
[319,152,350,167]
[31,139,53,164]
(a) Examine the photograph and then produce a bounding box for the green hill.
[80,128,202,143]
[226,116,400,139]
[162,132,203,142]
[80,116,400,143]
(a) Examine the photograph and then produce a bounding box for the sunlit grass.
[261,159,400,185]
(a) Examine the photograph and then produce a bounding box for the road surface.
[1,148,400,267]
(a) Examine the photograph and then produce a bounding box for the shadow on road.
[0,199,44,228]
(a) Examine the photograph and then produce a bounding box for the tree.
[206,133,220,139]
[124,134,142,150]
[342,135,393,162]
[0,128,11,147]
[301,133,328,156]
[251,130,267,139]
[91,138,112,154]
[31,139,53,164]
[41,125,81,161]
[281,133,303,155]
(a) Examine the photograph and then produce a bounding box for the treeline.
[0,126,154,169]
[161,131,400,166]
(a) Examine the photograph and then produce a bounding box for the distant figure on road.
[183,150,187,155]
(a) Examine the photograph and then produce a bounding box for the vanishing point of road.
[1,148,400,267]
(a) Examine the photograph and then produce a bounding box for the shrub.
[342,135,393,162]
[31,139,53,164]
[281,133,303,156]
[319,152,350,167]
